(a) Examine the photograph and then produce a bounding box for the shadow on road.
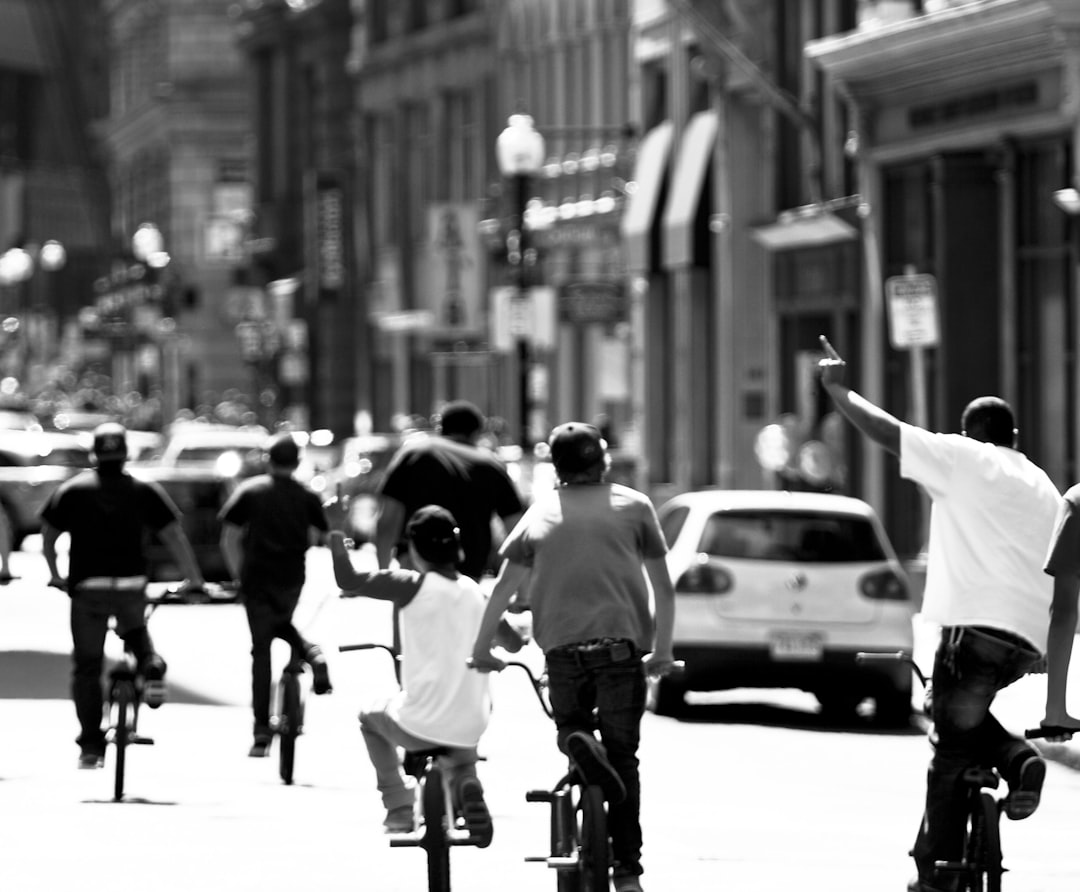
[672,699,927,737]
[0,650,234,706]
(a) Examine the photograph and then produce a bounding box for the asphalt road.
[3,542,1080,892]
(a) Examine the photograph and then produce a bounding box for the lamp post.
[496,113,545,449]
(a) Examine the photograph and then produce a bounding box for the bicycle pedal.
[132,735,155,745]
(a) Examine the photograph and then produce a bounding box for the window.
[698,511,886,562]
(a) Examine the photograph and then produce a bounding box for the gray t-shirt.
[499,482,667,652]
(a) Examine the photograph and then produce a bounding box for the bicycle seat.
[961,766,1000,790]
[403,747,450,777]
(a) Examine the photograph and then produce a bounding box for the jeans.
[545,641,647,881]
[243,583,312,738]
[359,701,480,812]
[913,626,1040,886]
[70,588,164,755]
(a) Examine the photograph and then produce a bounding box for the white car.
[158,424,269,477]
[654,489,916,724]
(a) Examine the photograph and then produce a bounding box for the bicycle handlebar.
[338,642,401,663]
[854,651,928,687]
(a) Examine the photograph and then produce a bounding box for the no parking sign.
[885,273,939,349]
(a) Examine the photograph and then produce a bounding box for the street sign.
[885,273,939,349]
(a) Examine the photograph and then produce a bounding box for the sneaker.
[613,878,644,892]
[78,751,104,770]
[907,876,958,892]
[383,804,414,833]
[248,736,272,758]
[1004,754,1046,820]
[307,650,333,695]
[458,777,494,848]
[565,730,626,804]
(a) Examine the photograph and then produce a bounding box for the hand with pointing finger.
[818,335,848,389]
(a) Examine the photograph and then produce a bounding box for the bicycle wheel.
[112,680,134,801]
[964,791,1002,892]
[278,671,300,785]
[421,765,451,892]
[578,785,609,892]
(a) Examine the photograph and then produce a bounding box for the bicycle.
[339,642,488,892]
[490,655,685,892]
[856,651,1007,892]
[271,647,308,785]
[104,582,204,802]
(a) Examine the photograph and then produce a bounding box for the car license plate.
[769,633,824,661]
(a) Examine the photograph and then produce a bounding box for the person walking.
[330,505,522,842]
[470,421,677,892]
[375,400,523,580]
[817,336,1068,892]
[40,422,207,769]
[219,431,333,758]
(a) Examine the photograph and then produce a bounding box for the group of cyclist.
[39,363,1080,892]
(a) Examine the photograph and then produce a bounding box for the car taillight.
[675,554,733,594]
[859,569,909,601]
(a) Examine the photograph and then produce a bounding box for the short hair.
[438,400,484,437]
[266,432,301,467]
[961,396,1015,446]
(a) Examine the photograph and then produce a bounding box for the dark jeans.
[70,588,164,755]
[913,626,1040,886]
[545,641,647,881]
[243,583,312,738]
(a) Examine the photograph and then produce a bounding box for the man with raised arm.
[817,336,1065,892]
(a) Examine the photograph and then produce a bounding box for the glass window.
[698,510,886,563]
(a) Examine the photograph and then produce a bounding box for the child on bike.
[329,504,522,844]
[470,421,677,892]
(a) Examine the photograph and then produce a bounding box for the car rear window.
[698,510,887,563]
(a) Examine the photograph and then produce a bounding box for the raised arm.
[818,336,902,457]
[471,558,529,670]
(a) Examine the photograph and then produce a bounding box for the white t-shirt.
[900,423,1060,652]
[391,571,492,747]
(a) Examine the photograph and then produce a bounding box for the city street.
[3,541,1080,892]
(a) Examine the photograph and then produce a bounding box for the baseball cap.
[405,505,461,565]
[266,432,300,467]
[548,422,606,474]
[92,423,128,461]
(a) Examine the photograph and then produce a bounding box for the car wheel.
[873,687,914,728]
[816,691,864,722]
[647,676,688,718]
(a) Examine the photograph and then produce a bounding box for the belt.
[547,638,636,664]
[76,575,148,592]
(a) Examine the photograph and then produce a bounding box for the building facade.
[99,0,253,427]
[809,0,1080,554]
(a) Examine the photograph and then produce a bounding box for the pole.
[515,173,531,449]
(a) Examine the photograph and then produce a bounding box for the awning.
[0,2,47,72]
[620,120,673,275]
[751,204,858,251]
[662,109,718,268]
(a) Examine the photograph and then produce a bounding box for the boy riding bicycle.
[329,505,522,844]
[471,421,677,892]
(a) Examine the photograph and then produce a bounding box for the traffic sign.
[885,273,939,349]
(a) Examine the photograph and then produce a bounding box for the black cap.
[405,505,461,565]
[266,432,300,468]
[92,423,127,461]
[548,422,606,474]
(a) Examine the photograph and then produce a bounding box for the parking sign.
[885,273,939,349]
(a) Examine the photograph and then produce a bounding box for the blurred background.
[0,0,1075,564]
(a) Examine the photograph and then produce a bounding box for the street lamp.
[496,113,545,448]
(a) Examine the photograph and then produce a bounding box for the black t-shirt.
[378,436,524,579]
[40,469,180,587]
[218,473,328,588]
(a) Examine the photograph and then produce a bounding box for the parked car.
[0,430,93,549]
[129,465,237,583]
[653,489,916,724]
[157,424,269,477]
